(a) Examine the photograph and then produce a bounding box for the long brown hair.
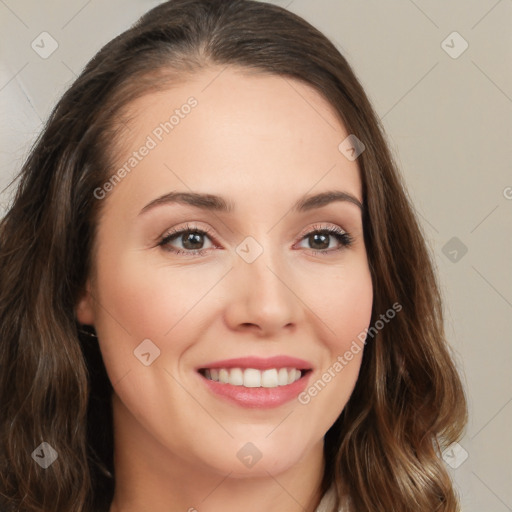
[0,1,467,510]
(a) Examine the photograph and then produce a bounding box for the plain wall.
[0,1,511,510]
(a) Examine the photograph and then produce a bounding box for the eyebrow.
[138,189,363,216]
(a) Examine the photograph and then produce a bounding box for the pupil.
[311,233,328,250]
[183,232,203,250]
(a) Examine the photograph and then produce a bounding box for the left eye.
[296,226,353,253]
[158,224,353,256]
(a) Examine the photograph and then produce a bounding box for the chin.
[184,432,315,479]
[214,452,304,479]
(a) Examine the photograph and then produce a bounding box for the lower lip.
[199,371,312,408]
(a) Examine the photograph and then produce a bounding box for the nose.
[223,242,303,337]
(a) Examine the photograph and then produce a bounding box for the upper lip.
[197,355,313,371]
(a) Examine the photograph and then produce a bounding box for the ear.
[75,280,95,325]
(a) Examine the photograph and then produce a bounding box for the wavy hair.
[0,1,467,510]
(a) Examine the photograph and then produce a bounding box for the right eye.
[158,224,218,256]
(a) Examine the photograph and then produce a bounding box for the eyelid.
[158,221,353,255]
[158,222,219,246]
[296,222,348,239]
[159,221,347,242]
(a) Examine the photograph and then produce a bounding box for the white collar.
[315,484,340,512]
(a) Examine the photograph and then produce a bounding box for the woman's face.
[77,66,373,478]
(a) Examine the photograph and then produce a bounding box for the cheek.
[96,237,220,326]
[326,263,373,374]
[91,250,227,369]
[296,259,372,424]
[301,256,374,345]
[95,251,373,338]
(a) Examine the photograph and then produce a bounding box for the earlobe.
[75,281,95,325]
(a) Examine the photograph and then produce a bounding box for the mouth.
[198,367,311,388]
[195,356,313,408]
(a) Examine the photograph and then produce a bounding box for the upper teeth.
[204,367,302,388]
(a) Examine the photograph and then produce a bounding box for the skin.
[76,66,373,512]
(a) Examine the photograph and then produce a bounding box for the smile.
[199,367,306,388]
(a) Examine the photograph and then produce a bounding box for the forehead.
[103,66,362,216]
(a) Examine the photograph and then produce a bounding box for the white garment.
[315,485,346,512]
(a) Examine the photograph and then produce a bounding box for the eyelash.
[158,222,354,257]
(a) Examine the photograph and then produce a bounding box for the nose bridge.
[228,232,300,332]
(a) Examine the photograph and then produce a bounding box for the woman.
[0,1,467,511]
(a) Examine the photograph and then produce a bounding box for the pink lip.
[196,355,313,371]
[198,370,312,409]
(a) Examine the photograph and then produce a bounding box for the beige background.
[1,1,511,510]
